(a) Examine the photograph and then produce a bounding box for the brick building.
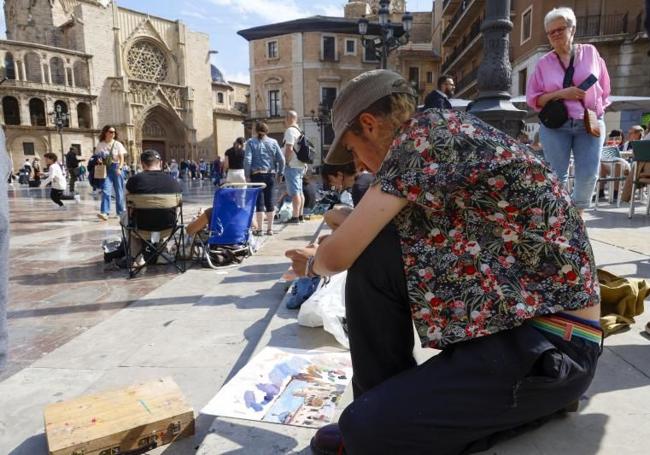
[0,0,219,168]
[238,0,439,165]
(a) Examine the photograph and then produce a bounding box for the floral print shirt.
[375,109,600,349]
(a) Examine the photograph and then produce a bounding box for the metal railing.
[575,13,628,37]
[441,19,482,73]
[443,0,476,41]
[247,109,287,120]
[454,67,478,95]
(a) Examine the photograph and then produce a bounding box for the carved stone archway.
[138,104,187,163]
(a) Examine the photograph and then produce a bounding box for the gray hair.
[544,7,576,31]
[286,110,298,120]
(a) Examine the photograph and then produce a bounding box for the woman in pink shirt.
[527,7,610,212]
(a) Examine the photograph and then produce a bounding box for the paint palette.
[44,377,194,455]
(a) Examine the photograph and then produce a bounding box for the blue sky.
[1,0,432,84]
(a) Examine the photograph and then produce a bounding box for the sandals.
[266,230,274,236]
[252,229,262,236]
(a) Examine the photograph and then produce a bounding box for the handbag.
[539,52,575,129]
[94,164,107,179]
[582,105,601,137]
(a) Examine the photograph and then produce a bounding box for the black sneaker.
[287,217,300,224]
[298,215,305,223]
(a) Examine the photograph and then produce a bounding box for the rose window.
[127,41,168,82]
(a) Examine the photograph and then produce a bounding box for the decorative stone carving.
[143,118,164,137]
[126,41,168,82]
[129,80,158,106]
[160,85,182,108]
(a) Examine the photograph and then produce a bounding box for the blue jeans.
[100,164,125,215]
[539,118,605,209]
[285,166,305,196]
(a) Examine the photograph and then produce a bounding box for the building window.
[518,68,528,96]
[267,40,278,59]
[322,36,336,61]
[269,90,280,117]
[126,40,169,82]
[363,41,379,62]
[345,39,356,55]
[54,100,70,127]
[321,87,337,146]
[4,52,16,80]
[408,67,420,91]
[2,96,20,125]
[29,98,46,126]
[521,6,532,44]
[23,142,35,156]
[77,102,92,129]
[217,92,224,104]
[426,71,433,84]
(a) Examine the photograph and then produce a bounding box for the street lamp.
[49,104,69,164]
[310,102,331,163]
[358,0,413,69]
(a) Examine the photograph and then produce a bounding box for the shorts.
[285,167,305,196]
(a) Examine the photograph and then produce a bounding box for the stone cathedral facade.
[0,0,220,167]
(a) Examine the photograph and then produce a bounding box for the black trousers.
[340,225,600,455]
[251,173,275,213]
[50,189,74,206]
[68,167,78,193]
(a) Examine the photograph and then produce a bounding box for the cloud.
[226,70,251,84]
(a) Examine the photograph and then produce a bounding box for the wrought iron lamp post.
[49,104,69,164]
[358,0,413,69]
[467,0,525,138]
[311,102,331,163]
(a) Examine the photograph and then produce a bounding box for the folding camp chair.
[121,193,186,278]
[593,146,630,209]
[627,140,650,218]
[193,182,265,268]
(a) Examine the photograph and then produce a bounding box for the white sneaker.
[74,194,81,203]
[134,256,146,267]
[97,213,108,221]
[57,205,67,210]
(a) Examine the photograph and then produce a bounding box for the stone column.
[63,66,69,86]
[46,64,52,84]
[68,101,78,128]
[45,97,55,126]
[19,60,26,81]
[467,0,525,139]
[19,96,31,126]
[69,65,76,88]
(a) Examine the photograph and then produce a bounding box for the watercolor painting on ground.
[200,347,352,428]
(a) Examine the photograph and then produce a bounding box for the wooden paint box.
[44,377,195,455]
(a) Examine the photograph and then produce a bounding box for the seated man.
[124,150,182,265]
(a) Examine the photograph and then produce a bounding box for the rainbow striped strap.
[530,315,603,345]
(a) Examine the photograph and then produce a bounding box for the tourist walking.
[244,122,285,235]
[423,74,454,109]
[31,157,42,187]
[95,125,127,220]
[42,152,79,208]
[65,147,84,193]
[223,137,246,183]
[287,70,602,454]
[211,156,222,186]
[169,159,179,180]
[527,6,610,213]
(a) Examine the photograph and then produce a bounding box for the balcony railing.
[441,19,482,73]
[455,67,479,95]
[0,78,92,95]
[443,0,479,42]
[575,13,628,37]
[247,109,287,120]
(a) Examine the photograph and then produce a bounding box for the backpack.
[289,126,316,164]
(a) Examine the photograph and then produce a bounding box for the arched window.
[53,100,69,127]
[217,92,224,104]
[126,40,168,82]
[73,61,89,88]
[50,57,65,85]
[24,52,42,83]
[29,98,46,126]
[4,52,16,80]
[77,102,92,129]
[2,96,20,125]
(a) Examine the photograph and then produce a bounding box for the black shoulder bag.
[538,52,575,129]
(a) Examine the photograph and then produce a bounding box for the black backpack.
[290,126,316,164]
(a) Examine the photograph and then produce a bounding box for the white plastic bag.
[297,272,349,349]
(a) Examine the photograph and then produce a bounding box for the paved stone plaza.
[1,181,649,454]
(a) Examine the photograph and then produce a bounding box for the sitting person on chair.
[123,149,182,264]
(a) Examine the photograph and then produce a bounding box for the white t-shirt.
[42,162,66,190]
[95,140,127,162]
[283,126,305,169]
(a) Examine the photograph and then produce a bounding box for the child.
[42,152,79,208]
